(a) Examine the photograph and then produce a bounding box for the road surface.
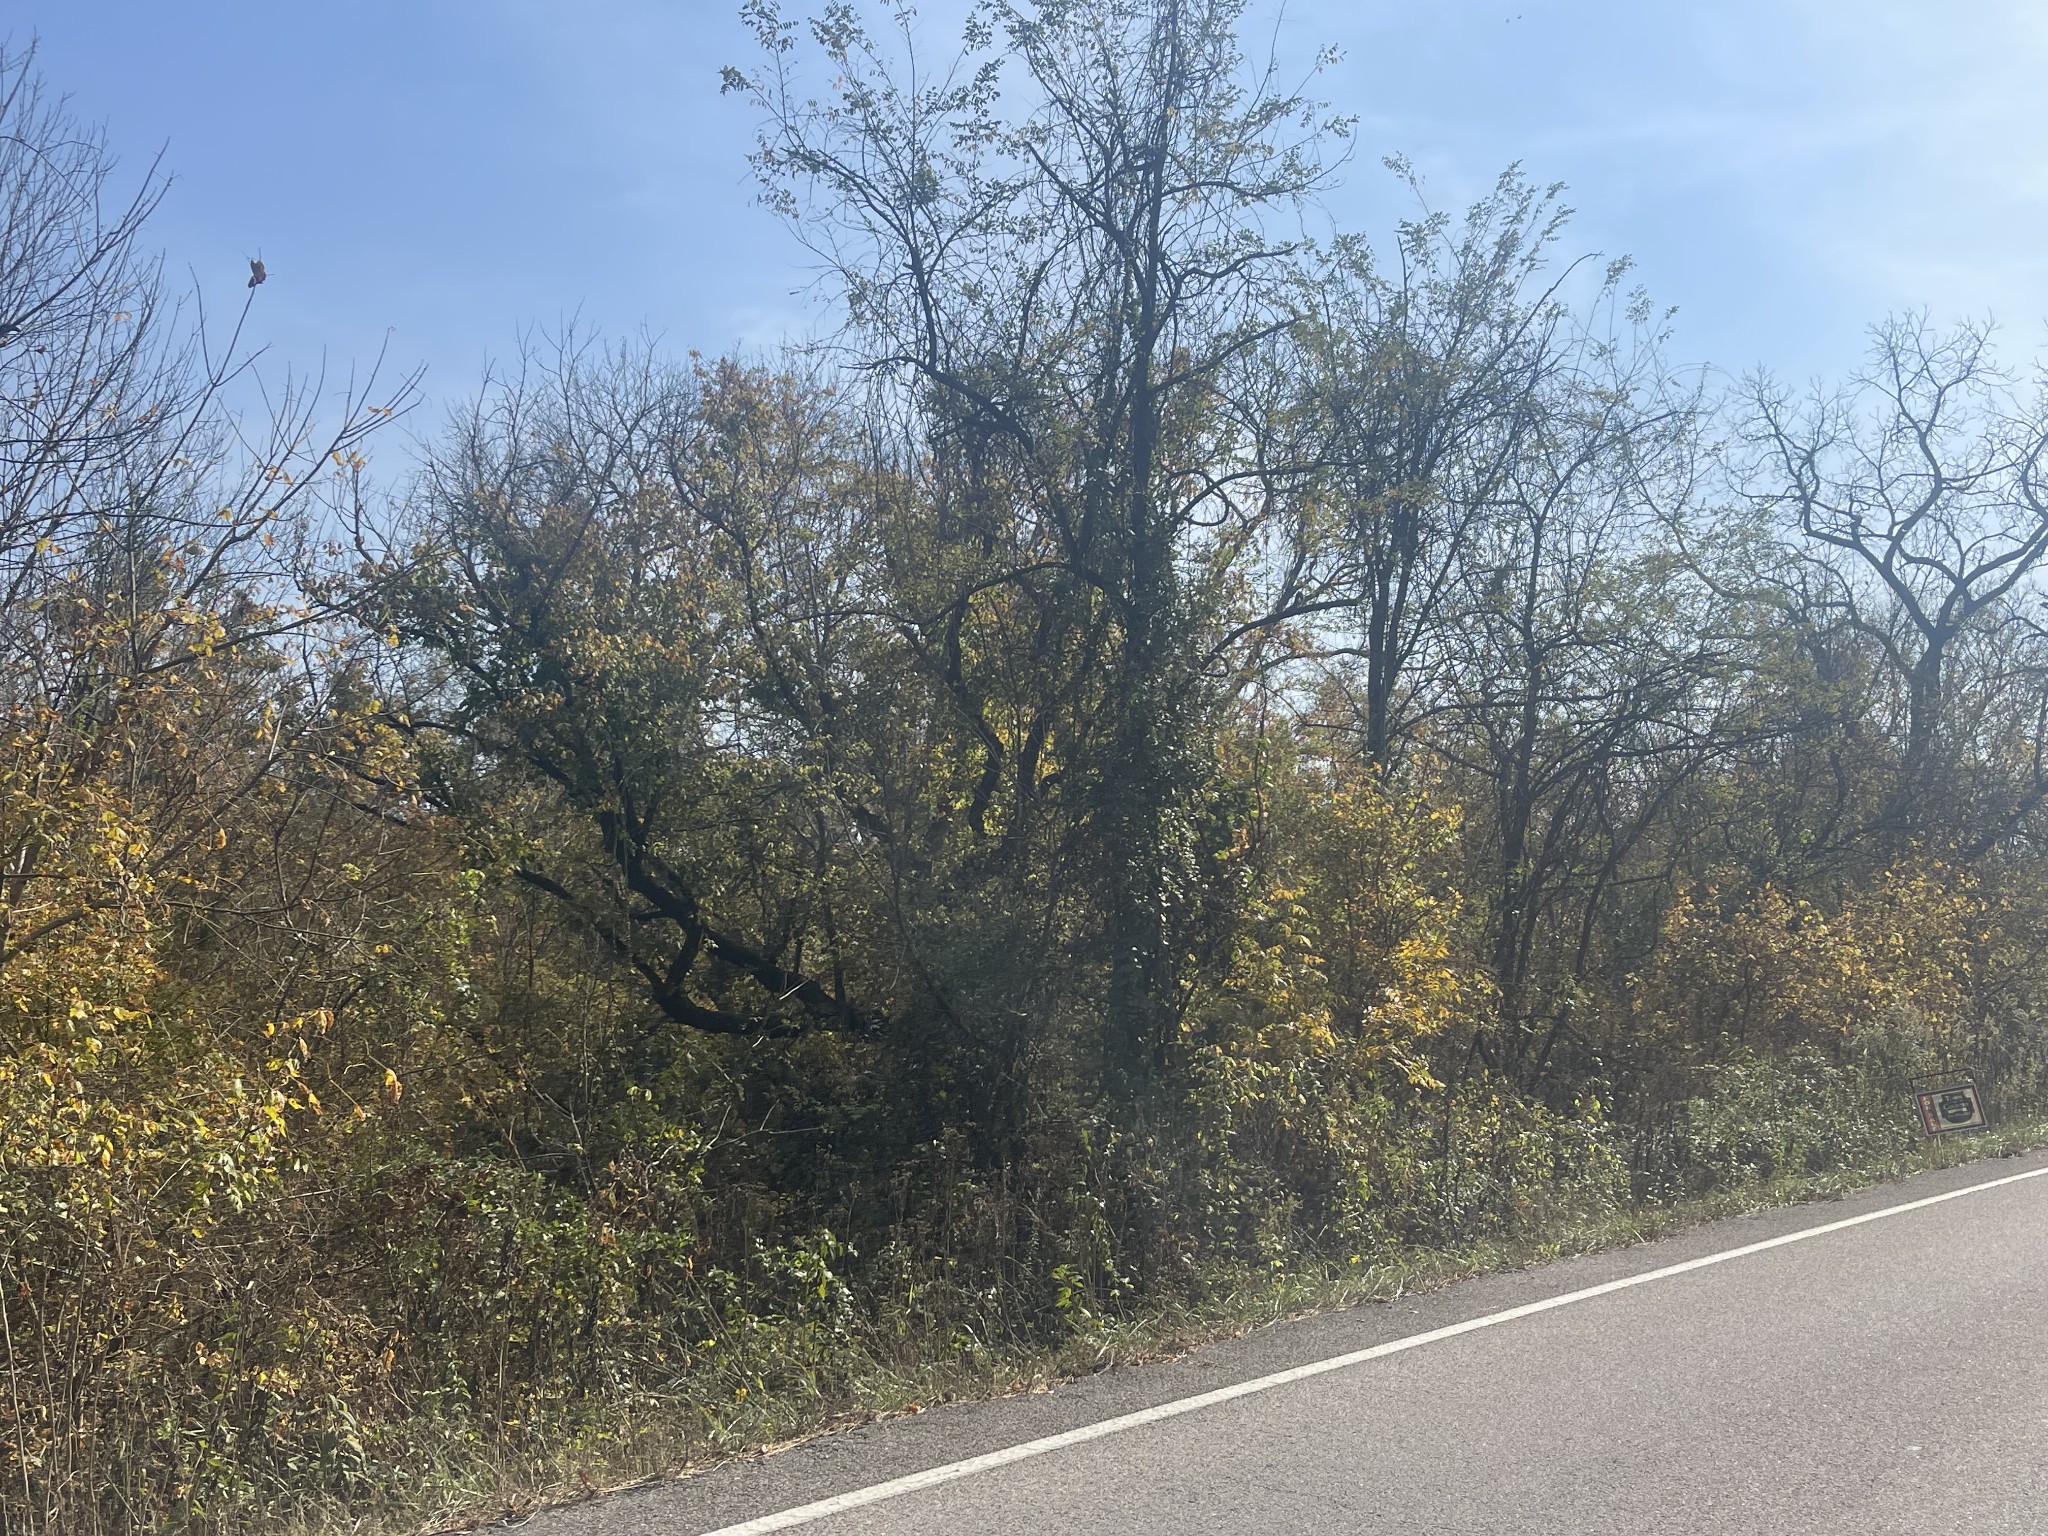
[522,1150,2048,1534]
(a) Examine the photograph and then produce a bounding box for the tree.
[1748,316,2048,854]
[1433,290,1721,1089]
[731,0,1349,1116]
[0,43,412,980]
[391,345,890,1043]
[0,46,424,1531]
[1300,167,1585,772]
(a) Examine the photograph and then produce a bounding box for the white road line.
[697,1161,2048,1535]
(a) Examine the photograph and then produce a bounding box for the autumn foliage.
[6,15,2048,1532]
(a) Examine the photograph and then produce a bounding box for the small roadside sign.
[1914,1080,1988,1136]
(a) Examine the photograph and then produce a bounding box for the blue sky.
[20,1,2048,421]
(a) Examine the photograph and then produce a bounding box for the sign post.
[1911,1075,1988,1136]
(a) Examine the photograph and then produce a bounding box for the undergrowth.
[289,1086,2047,1536]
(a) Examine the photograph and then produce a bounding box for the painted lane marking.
[697,1161,2048,1535]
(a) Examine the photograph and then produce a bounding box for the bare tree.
[1749,316,2048,852]
[0,42,414,975]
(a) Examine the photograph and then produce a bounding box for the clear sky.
[18,0,2048,421]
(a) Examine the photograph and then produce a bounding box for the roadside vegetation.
[5,6,2048,1531]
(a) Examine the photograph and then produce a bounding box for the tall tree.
[1436,294,1720,1087]
[732,0,1348,1114]
[1748,317,2048,854]
[1301,168,1586,772]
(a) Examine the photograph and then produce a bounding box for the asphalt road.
[522,1150,2048,1535]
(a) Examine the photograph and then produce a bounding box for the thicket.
[6,6,2048,1530]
